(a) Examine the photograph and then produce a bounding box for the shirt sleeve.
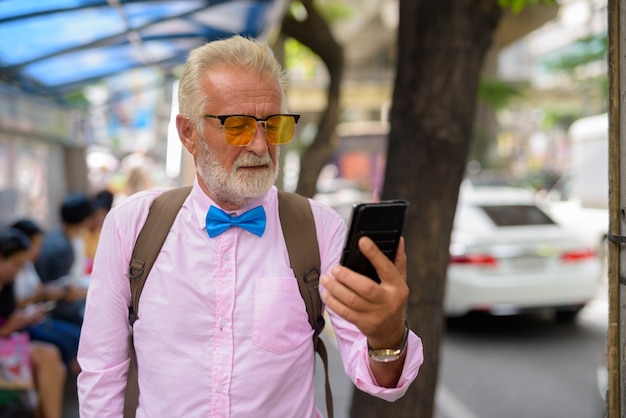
[312,201,423,401]
[77,203,138,417]
[331,313,423,401]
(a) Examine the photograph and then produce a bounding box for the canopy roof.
[0,0,287,98]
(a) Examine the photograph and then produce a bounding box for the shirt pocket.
[252,275,311,354]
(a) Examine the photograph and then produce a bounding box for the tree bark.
[281,0,344,198]
[350,1,501,417]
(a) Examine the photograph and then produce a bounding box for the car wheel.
[554,308,582,322]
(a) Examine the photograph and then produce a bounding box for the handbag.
[0,332,33,391]
[0,332,36,417]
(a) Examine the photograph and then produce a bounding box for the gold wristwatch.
[367,321,410,363]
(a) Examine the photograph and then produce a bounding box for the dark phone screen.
[340,200,409,283]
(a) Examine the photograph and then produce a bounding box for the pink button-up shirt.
[77,180,422,417]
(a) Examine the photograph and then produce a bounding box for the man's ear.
[176,115,197,156]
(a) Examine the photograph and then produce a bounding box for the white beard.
[195,135,279,208]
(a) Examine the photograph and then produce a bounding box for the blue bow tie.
[206,205,266,238]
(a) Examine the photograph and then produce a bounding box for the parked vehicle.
[540,112,608,258]
[445,184,602,320]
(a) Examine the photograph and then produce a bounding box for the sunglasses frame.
[202,113,301,145]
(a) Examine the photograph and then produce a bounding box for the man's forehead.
[203,66,277,86]
[201,69,282,106]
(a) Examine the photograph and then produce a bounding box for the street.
[437,302,607,418]
[318,283,609,418]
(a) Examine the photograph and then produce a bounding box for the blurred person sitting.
[11,219,81,376]
[0,228,66,418]
[11,219,66,306]
[35,193,94,326]
[83,189,114,273]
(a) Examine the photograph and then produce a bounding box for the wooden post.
[607,1,624,416]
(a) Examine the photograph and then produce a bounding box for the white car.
[445,185,602,320]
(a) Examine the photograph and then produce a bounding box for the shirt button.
[219,318,228,327]
[223,253,230,261]
[217,385,225,393]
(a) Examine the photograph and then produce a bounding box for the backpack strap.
[277,191,333,418]
[124,186,191,418]
[277,191,324,337]
[127,186,192,326]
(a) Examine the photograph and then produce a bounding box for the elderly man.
[77,35,422,418]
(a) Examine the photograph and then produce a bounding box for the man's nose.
[245,121,269,153]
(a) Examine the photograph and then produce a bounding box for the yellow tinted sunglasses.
[203,114,300,146]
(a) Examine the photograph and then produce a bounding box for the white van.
[540,113,608,256]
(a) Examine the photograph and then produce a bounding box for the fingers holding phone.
[357,235,407,286]
[323,251,409,341]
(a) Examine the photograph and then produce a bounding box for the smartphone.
[39,301,57,313]
[23,301,56,316]
[340,200,409,283]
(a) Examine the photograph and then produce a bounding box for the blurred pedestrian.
[83,189,114,273]
[35,193,93,326]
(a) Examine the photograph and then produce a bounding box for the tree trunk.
[281,0,344,198]
[350,1,501,417]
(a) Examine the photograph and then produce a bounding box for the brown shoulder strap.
[124,186,191,418]
[277,191,333,418]
[128,186,192,324]
[277,191,323,334]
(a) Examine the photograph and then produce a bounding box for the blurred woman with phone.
[0,228,66,418]
[11,219,82,376]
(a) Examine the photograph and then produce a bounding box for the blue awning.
[0,0,288,97]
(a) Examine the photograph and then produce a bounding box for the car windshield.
[479,205,556,227]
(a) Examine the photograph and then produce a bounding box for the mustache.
[233,153,272,169]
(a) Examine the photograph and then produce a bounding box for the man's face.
[182,67,283,210]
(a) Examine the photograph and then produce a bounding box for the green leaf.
[497,0,557,14]
[478,78,525,110]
